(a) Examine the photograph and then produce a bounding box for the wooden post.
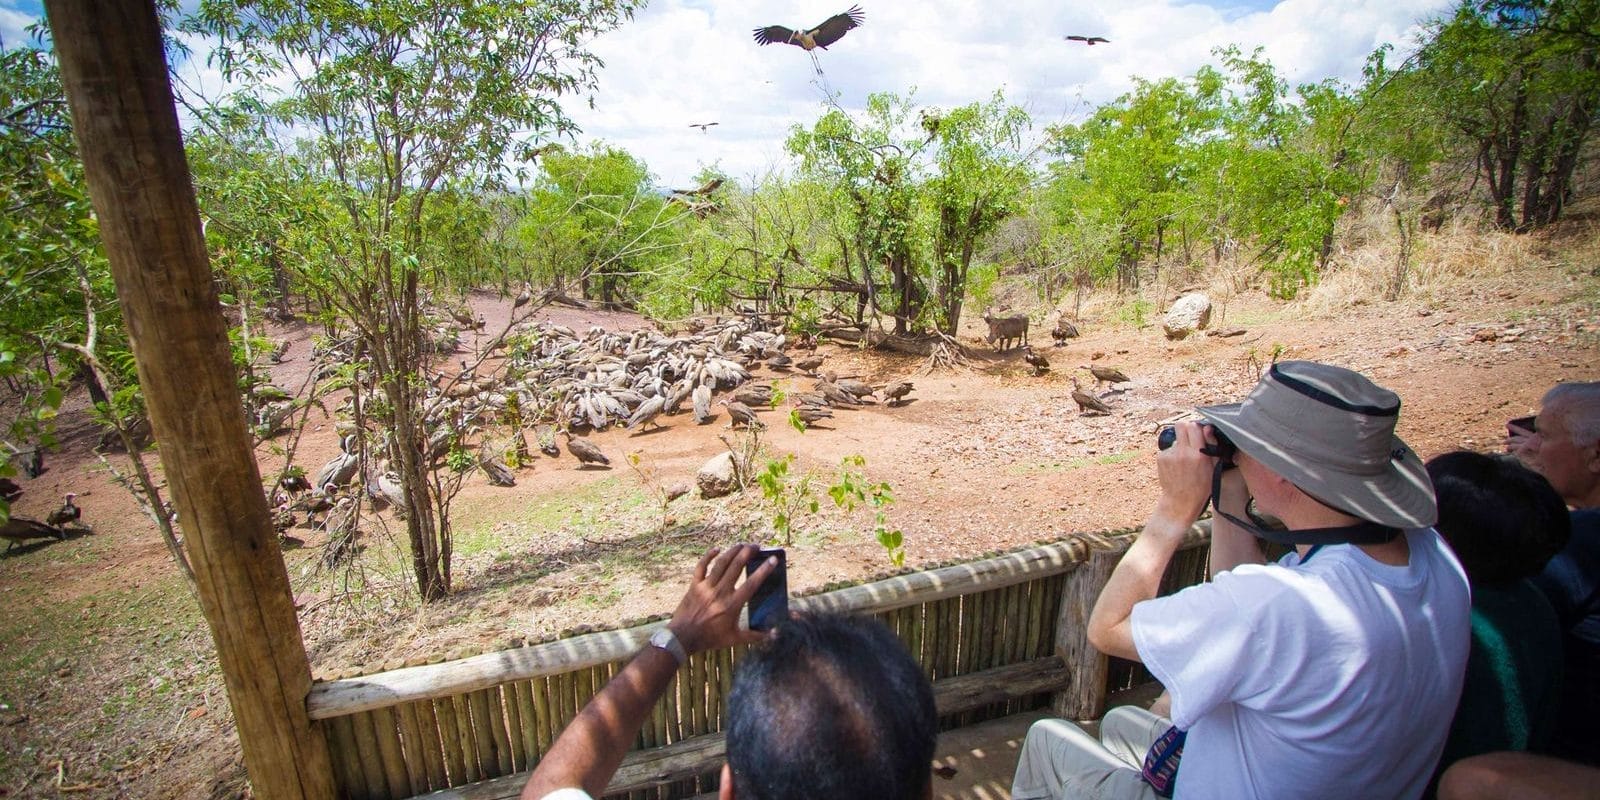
[43,1,336,798]
[1052,548,1120,720]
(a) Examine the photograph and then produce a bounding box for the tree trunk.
[1486,79,1528,231]
[890,251,911,336]
[1525,55,1597,229]
[46,2,336,797]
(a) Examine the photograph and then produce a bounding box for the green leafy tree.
[788,93,927,334]
[522,145,684,307]
[1047,73,1222,291]
[0,47,86,481]
[188,0,643,600]
[1409,0,1600,231]
[923,92,1031,334]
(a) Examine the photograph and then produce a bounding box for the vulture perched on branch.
[672,177,724,197]
[753,5,865,51]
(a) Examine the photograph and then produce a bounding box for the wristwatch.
[648,627,688,667]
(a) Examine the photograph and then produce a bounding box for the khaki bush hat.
[1198,361,1437,529]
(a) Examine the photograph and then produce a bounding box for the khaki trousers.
[1011,706,1172,800]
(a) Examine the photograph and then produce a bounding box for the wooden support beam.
[1051,547,1121,721]
[43,1,335,798]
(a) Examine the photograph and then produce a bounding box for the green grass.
[0,570,209,745]
[1005,451,1138,476]
[450,476,653,559]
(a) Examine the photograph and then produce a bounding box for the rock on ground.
[697,452,738,499]
[1164,293,1212,340]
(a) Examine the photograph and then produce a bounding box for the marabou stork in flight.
[753,6,865,51]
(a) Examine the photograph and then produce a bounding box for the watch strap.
[649,627,688,666]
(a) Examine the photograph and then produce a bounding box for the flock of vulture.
[3,295,1133,559]
[255,307,919,551]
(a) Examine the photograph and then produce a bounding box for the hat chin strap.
[1209,462,1401,546]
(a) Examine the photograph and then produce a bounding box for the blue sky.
[4,0,1456,187]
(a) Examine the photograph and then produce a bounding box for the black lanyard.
[1208,461,1401,546]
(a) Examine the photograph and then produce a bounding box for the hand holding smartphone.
[1505,415,1537,458]
[745,547,787,632]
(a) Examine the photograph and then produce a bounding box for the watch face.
[651,628,683,662]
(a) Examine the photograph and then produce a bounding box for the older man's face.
[1525,402,1599,507]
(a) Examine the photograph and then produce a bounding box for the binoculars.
[1157,424,1237,460]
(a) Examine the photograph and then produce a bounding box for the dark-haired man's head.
[1426,450,1570,586]
[723,612,937,800]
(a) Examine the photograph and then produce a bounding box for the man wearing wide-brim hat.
[1013,361,1471,800]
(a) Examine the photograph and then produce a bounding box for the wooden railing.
[306,524,1213,800]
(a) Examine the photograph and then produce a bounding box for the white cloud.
[2,0,1455,190]
[566,0,1455,188]
[0,3,43,49]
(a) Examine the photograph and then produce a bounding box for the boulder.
[1163,293,1212,340]
[697,452,739,499]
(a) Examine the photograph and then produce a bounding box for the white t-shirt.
[1130,529,1471,800]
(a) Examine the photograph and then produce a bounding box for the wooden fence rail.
[308,524,1212,800]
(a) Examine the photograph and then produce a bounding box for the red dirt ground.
[1,260,1597,797]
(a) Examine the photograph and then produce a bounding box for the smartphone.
[745,547,787,632]
[1508,415,1537,434]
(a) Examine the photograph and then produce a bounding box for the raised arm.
[521,546,776,800]
[1087,422,1214,661]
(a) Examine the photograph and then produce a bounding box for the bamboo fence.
[307,524,1212,800]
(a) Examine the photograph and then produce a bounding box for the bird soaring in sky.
[754,5,865,51]
[1065,35,1110,45]
[688,122,719,132]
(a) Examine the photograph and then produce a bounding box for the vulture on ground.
[1,517,64,551]
[793,406,834,427]
[722,399,765,430]
[481,459,517,487]
[565,434,611,468]
[692,384,715,425]
[1052,318,1080,345]
[1071,377,1113,415]
[1082,364,1131,389]
[881,380,913,405]
[47,492,80,529]
[1023,346,1051,376]
[626,395,668,432]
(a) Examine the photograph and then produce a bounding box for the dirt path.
[0,262,1596,797]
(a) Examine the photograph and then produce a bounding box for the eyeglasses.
[1509,415,1538,433]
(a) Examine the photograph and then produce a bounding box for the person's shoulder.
[1572,507,1600,533]
[1198,561,1322,607]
